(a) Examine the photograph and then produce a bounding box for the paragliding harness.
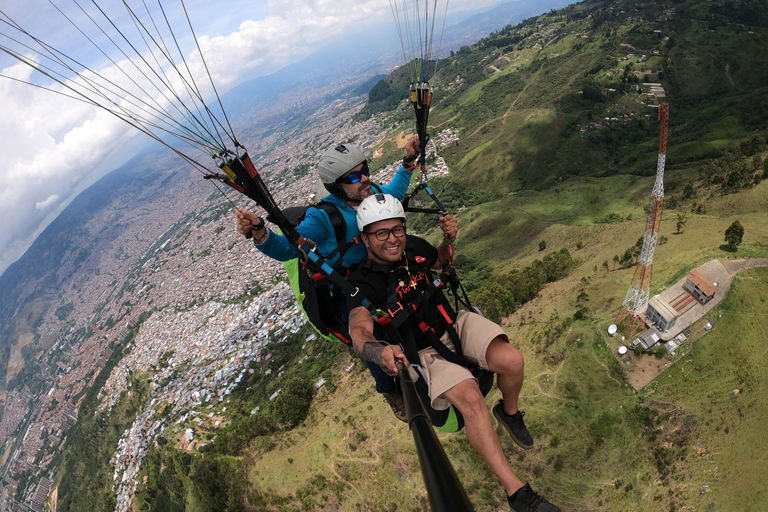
[205,147,385,340]
[265,184,382,345]
[364,238,494,433]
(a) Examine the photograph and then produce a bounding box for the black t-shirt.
[347,235,446,351]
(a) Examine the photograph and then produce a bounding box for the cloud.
[35,195,60,210]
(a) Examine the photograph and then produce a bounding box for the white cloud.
[35,195,59,210]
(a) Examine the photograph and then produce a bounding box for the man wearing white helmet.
[347,194,560,512]
[235,139,422,421]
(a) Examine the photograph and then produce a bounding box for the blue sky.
[0,0,525,276]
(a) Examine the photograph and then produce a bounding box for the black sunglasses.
[336,161,370,184]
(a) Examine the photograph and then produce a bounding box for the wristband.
[442,238,454,246]
[244,217,265,240]
[254,229,268,245]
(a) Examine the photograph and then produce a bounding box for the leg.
[366,361,394,393]
[485,337,524,415]
[367,361,406,422]
[442,379,524,496]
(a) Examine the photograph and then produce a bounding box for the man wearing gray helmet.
[235,138,423,421]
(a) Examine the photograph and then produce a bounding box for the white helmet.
[316,143,367,184]
[357,193,406,232]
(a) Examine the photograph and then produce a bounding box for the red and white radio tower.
[615,103,669,339]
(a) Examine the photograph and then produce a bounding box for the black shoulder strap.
[312,202,362,266]
[314,202,346,247]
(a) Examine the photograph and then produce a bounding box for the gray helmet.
[316,143,367,184]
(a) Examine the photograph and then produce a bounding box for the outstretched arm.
[377,136,420,200]
[233,207,331,262]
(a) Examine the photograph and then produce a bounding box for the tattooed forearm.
[360,341,384,367]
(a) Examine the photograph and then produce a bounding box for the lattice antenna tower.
[615,103,669,339]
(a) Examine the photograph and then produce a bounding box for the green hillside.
[367,0,768,201]
[86,0,768,510]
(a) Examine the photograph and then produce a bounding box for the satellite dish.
[618,346,628,356]
[608,324,618,336]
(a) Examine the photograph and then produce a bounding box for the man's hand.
[381,344,409,376]
[404,135,419,164]
[361,341,409,376]
[439,214,458,242]
[235,209,265,238]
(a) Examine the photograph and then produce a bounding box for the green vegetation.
[724,220,744,250]
[363,0,768,204]
[54,312,151,511]
[470,248,576,323]
[57,365,148,511]
[130,325,345,510]
[55,302,74,321]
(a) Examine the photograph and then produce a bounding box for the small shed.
[684,270,717,304]
[634,329,661,350]
[647,295,678,332]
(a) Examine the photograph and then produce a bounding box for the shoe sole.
[493,406,534,450]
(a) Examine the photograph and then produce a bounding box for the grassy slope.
[645,267,768,511]
[424,0,768,200]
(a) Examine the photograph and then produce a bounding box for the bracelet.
[254,229,268,245]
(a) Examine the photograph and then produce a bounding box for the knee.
[451,381,486,416]
[489,339,524,375]
[507,345,524,374]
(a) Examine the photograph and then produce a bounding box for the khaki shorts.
[413,310,508,411]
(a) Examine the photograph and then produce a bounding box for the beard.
[344,181,372,202]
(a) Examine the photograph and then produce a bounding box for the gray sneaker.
[493,400,534,449]
[383,390,407,422]
[508,483,560,512]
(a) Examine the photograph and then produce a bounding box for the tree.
[724,220,744,250]
[538,240,547,251]
[676,213,687,234]
[272,375,314,428]
[613,254,620,270]
[602,260,609,272]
